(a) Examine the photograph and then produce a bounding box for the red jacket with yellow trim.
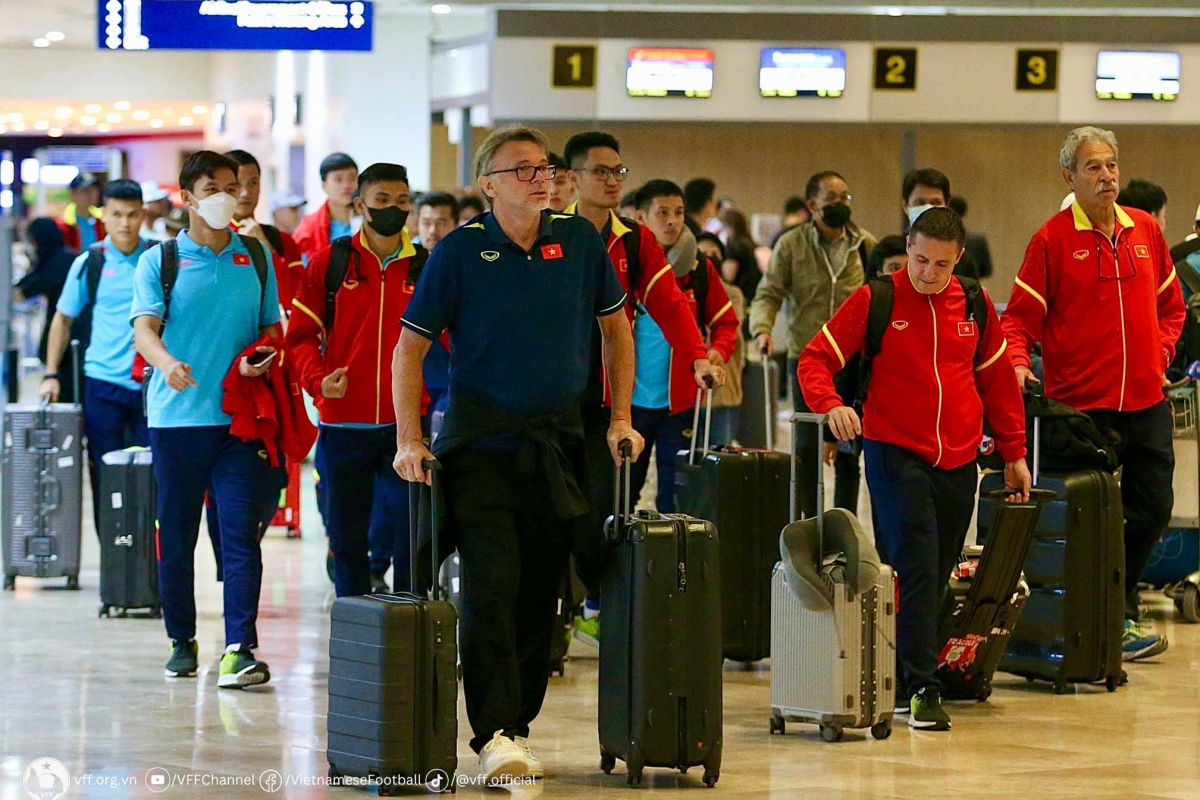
[663,257,739,414]
[56,204,105,253]
[565,205,709,409]
[1002,202,1185,414]
[286,230,427,425]
[221,335,318,468]
[230,221,304,313]
[799,270,1026,470]
[293,200,333,263]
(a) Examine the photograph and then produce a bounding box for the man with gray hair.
[393,123,642,783]
[1003,126,1185,665]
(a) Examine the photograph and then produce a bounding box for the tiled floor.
[3,455,1198,800]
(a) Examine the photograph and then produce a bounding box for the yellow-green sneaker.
[573,616,599,648]
[218,644,270,689]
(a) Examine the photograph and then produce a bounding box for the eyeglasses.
[1097,238,1138,282]
[488,164,557,182]
[585,166,630,183]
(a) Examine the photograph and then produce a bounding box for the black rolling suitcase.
[327,461,458,795]
[599,441,722,788]
[982,407,1126,694]
[98,448,160,618]
[737,356,779,449]
[936,483,1054,700]
[675,382,789,663]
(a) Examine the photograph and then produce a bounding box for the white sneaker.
[479,731,533,785]
[515,736,543,779]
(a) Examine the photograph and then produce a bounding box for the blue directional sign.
[98,0,373,52]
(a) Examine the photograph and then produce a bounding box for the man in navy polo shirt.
[131,151,281,689]
[393,124,642,785]
[41,179,151,534]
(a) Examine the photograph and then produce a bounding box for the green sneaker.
[1122,618,1169,662]
[218,644,271,689]
[909,687,951,731]
[574,615,599,648]
[165,639,199,677]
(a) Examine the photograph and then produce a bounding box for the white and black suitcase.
[769,412,895,742]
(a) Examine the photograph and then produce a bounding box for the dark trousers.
[1090,401,1175,619]
[150,426,270,647]
[443,447,570,753]
[865,439,976,691]
[318,426,410,597]
[315,441,395,576]
[789,358,861,516]
[205,464,286,583]
[83,377,149,534]
[577,404,612,607]
[629,406,690,515]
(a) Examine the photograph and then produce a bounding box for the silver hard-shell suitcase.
[769,412,895,742]
[2,341,84,590]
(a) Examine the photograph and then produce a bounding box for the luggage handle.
[762,356,774,452]
[1024,379,1045,484]
[406,457,442,600]
[687,375,716,466]
[983,488,1055,502]
[608,439,634,542]
[791,412,828,548]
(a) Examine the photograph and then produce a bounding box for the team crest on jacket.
[1073,249,1090,261]
[1134,244,1150,259]
[891,320,909,330]
[481,251,499,262]
[342,278,359,290]
[979,436,995,456]
[618,258,628,273]
[958,321,976,337]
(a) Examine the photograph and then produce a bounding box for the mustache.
[1097,181,1118,193]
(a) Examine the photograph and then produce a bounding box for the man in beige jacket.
[749,170,875,518]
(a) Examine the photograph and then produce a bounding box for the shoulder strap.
[857,276,895,409]
[956,275,988,360]
[237,234,269,311]
[160,239,179,322]
[693,256,711,333]
[324,236,355,329]
[408,244,429,286]
[260,224,284,257]
[619,218,641,297]
[83,243,105,310]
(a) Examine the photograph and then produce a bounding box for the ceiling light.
[149,119,164,128]
[887,7,904,15]
[6,113,22,122]
[84,103,102,114]
[132,110,149,120]
[80,116,97,126]
[45,31,66,42]
[431,3,451,14]
[0,125,6,135]
[179,116,194,126]
[114,100,131,111]
[11,122,26,132]
[106,112,122,123]
[33,121,49,131]
[47,128,64,138]
[0,162,12,185]
[33,38,50,47]
[192,104,209,114]
[54,106,73,120]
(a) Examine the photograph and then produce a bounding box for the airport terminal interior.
[4,0,1200,798]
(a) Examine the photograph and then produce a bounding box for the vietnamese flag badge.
[541,243,564,261]
[233,253,251,266]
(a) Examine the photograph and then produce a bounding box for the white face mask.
[193,192,238,230]
[907,204,935,226]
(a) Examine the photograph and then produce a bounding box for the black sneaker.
[908,687,951,731]
[370,572,390,594]
[165,639,199,677]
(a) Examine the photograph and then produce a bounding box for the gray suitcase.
[768,412,895,742]
[3,341,83,591]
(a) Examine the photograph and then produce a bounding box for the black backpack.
[323,236,428,330]
[978,389,1122,473]
[683,255,712,335]
[618,218,641,308]
[855,274,989,411]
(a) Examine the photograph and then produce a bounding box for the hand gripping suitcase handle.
[687,375,716,466]
[791,412,829,535]
[407,457,442,600]
[609,439,634,542]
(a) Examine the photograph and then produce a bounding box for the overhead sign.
[626,48,714,98]
[1016,49,1059,92]
[760,48,845,98]
[98,0,373,52]
[874,47,917,91]
[1096,50,1180,101]
[552,44,596,89]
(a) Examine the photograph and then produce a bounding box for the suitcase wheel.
[599,751,616,775]
[1106,675,1121,692]
[626,769,643,787]
[327,765,341,782]
[1180,583,1200,623]
[768,715,785,735]
[3,575,14,591]
[98,604,109,618]
[870,720,892,740]
[1053,680,1068,695]
[66,575,80,591]
[703,770,719,788]
[819,724,844,743]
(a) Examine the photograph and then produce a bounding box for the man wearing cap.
[271,189,307,236]
[58,173,105,251]
[294,152,359,262]
[140,182,173,242]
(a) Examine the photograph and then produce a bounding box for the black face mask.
[364,205,406,237]
[821,202,852,229]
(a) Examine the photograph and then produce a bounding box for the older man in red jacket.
[800,208,1029,732]
[1002,126,1185,663]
